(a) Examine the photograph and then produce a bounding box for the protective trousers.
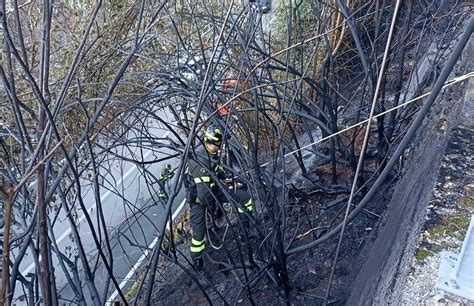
[189,188,253,260]
[157,180,167,200]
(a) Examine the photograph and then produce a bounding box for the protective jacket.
[188,142,224,206]
[187,142,253,261]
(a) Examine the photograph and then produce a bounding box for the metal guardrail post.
[450,215,474,288]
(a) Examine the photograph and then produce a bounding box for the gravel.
[399,78,474,306]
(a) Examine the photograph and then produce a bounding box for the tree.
[1,0,471,304]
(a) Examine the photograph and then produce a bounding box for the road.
[11,5,284,303]
[12,107,186,305]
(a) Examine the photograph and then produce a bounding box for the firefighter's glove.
[222,178,233,185]
[222,178,244,190]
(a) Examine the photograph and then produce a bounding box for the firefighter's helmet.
[204,124,222,145]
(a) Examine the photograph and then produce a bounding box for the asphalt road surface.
[13,108,185,305]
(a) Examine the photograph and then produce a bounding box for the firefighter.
[187,124,253,271]
[157,163,174,201]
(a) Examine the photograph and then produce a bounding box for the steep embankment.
[347,18,473,305]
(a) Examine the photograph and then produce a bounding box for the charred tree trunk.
[36,115,52,306]
[37,1,53,304]
[1,187,14,305]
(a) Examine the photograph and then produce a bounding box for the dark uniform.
[187,125,253,269]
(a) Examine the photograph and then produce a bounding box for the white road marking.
[21,131,170,276]
[106,198,186,304]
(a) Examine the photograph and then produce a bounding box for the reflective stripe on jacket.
[188,142,220,186]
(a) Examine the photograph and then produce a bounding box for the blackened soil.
[146,173,394,305]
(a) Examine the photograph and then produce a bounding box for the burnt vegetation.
[0,0,473,305]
